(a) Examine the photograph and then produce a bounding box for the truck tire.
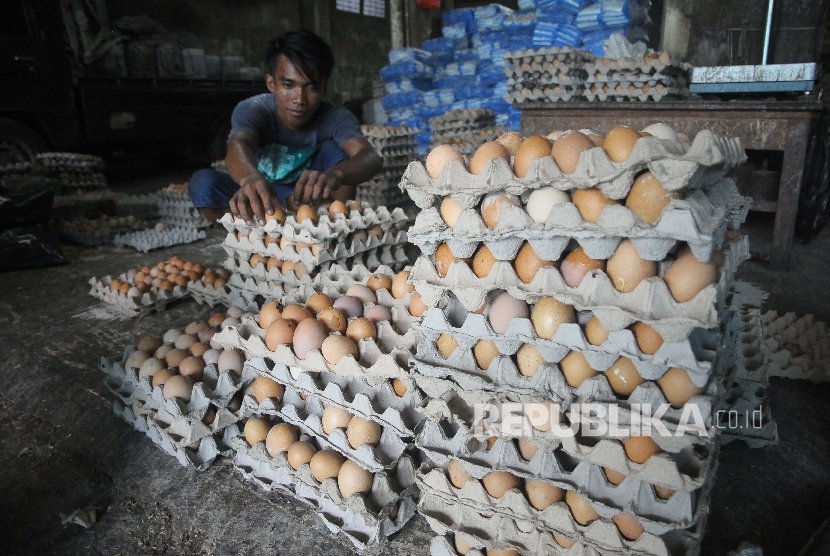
[0,118,48,166]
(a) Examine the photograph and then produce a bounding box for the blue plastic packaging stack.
[576,0,651,55]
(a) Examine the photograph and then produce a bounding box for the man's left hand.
[294,169,342,205]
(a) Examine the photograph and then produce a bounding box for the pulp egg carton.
[277,265,415,310]
[113,226,206,252]
[584,55,689,78]
[409,236,749,335]
[718,378,778,448]
[356,187,410,208]
[187,279,232,307]
[401,130,746,205]
[504,46,592,70]
[88,275,189,316]
[245,357,424,437]
[506,86,586,104]
[222,227,408,268]
[417,418,710,523]
[114,192,159,218]
[732,308,770,385]
[156,185,192,206]
[159,211,213,229]
[408,180,749,264]
[761,310,830,382]
[430,533,615,556]
[362,123,419,142]
[212,308,419,384]
[586,72,681,87]
[240,385,409,472]
[231,430,418,549]
[429,108,496,128]
[418,487,707,556]
[113,398,236,471]
[583,84,685,103]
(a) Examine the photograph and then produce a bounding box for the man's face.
[266,54,324,131]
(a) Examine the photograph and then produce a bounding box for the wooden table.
[520,100,824,270]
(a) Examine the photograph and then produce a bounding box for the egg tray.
[583,87,686,104]
[222,228,408,268]
[113,398,236,471]
[244,357,424,437]
[505,67,586,83]
[430,128,505,144]
[400,131,746,205]
[717,379,778,449]
[584,56,690,78]
[276,263,414,307]
[240,386,409,473]
[506,87,586,104]
[113,227,207,253]
[156,187,192,204]
[361,124,419,140]
[187,279,232,307]
[417,485,708,556]
[504,46,593,69]
[231,430,419,549]
[356,188,410,208]
[212,309,419,386]
[88,275,190,316]
[157,201,202,218]
[761,310,830,382]
[428,523,561,556]
[586,72,681,87]
[429,533,611,556]
[409,236,749,339]
[417,418,713,527]
[57,219,155,246]
[429,108,496,127]
[217,205,408,245]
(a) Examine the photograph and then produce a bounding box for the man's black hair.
[265,30,335,86]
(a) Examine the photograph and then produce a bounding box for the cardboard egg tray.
[504,46,593,71]
[88,275,190,316]
[356,185,410,208]
[583,85,686,103]
[57,217,155,246]
[231,428,419,549]
[114,192,159,216]
[409,236,749,338]
[586,72,681,87]
[584,55,689,77]
[506,86,586,104]
[156,185,191,204]
[113,226,207,253]
[718,379,778,448]
[762,310,830,382]
[187,279,232,307]
[401,130,746,204]
[429,108,496,129]
[424,513,561,556]
[362,124,419,142]
[408,179,748,265]
[218,205,408,246]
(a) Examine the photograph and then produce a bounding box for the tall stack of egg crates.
[358,124,419,208]
[157,182,213,229]
[503,46,592,104]
[583,52,689,102]
[34,152,107,193]
[400,127,751,555]
[429,108,504,158]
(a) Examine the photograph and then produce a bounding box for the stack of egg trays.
[357,179,411,207]
[761,310,830,382]
[114,192,159,219]
[88,275,190,316]
[157,187,212,229]
[113,227,207,253]
[187,278,232,308]
[503,46,591,104]
[583,54,689,103]
[101,345,256,470]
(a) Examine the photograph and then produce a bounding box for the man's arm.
[226,131,279,224]
[294,136,382,205]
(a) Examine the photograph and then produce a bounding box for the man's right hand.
[230,176,279,224]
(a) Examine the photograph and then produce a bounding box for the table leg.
[770,117,811,271]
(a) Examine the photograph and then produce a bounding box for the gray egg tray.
[113,227,206,252]
[584,56,689,77]
[187,279,232,307]
[583,87,685,103]
[762,310,830,382]
[504,46,592,68]
[88,275,189,316]
[506,87,586,104]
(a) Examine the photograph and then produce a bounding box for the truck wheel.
[0,118,48,166]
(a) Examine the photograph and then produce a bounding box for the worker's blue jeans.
[188,140,348,209]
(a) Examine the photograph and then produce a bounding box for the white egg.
[642,123,678,142]
[526,186,571,223]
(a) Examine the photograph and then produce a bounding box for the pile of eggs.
[435,291,704,406]
[238,199,367,228]
[123,313,247,410]
[243,414,375,499]
[109,256,221,297]
[256,270,417,365]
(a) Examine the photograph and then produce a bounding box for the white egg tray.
[212,309,419,386]
[113,227,206,252]
[356,190,410,209]
[240,386,409,472]
[504,46,592,69]
[505,69,585,84]
[218,205,408,245]
[506,86,586,104]
[718,381,778,449]
[428,524,561,556]
[187,279,232,307]
[231,430,418,549]
[417,418,713,526]
[584,56,689,77]
[410,237,749,339]
[762,310,830,382]
[361,124,419,141]
[583,87,686,104]
[88,275,189,316]
[156,188,192,206]
[245,357,424,437]
[113,398,235,471]
[400,130,745,204]
[408,180,747,265]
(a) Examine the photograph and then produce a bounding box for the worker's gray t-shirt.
[230,93,362,183]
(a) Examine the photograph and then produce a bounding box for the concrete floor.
[0,170,829,555]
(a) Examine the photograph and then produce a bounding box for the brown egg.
[565,491,599,525]
[631,321,664,354]
[346,284,377,304]
[559,351,598,388]
[243,417,270,446]
[347,416,382,448]
[473,340,501,371]
[366,273,392,292]
[584,316,609,345]
[409,293,428,317]
[489,292,530,334]
[333,296,363,318]
[513,135,552,178]
[338,460,374,498]
[663,252,718,303]
[516,343,546,377]
[626,172,681,224]
[496,131,523,155]
[175,333,198,350]
[287,441,317,469]
[426,144,465,178]
[282,304,313,323]
[482,471,521,498]
[348,200,363,214]
[551,131,595,174]
[525,479,566,510]
[213,277,227,290]
[178,356,205,381]
[249,253,265,269]
[436,334,459,358]
[480,192,520,229]
[572,188,619,223]
[604,467,626,485]
[514,242,557,284]
[606,239,657,293]
[346,318,377,344]
[296,205,318,224]
[392,378,408,397]
[517,437,538,461]
[310,450,345,482]
[293,318,328,359]
[259,301,282,329]
[366,305,392,324]
[159,280,174,292]
[305,292,333,315]
[439,197,463,227]
[435,243,471,278]
[318,307,347,334]
[265,318,298,350]
[657,367,704,408]
[138,357,165,380]
[328,200,348,219]
[201,406,216,425]
[266,423,298,456]
[655,485,675,500]
[485,550,520,556]
[604,356,645,396]
[151,368,176,388]
[614,513,645,540]
[472,244,498,278]
[137,336,163,354]
[265,207,286,224]
[391,270,415,299]
[531,297,575,340]
[165,348,188,369]
[470,141,510,174]
[321,335,359,365]
[322,405,353,435]
[454,533,473,555]
[217,349,245,376]
[622,435,662,464]
[253,376,285,403]
[109,278,123,292]
[448,459,471,488]
[553,532,577,549]
[603,126,641,162]
[560,246,606,288]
